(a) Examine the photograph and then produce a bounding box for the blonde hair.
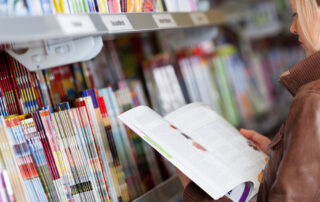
[295,0,320,50]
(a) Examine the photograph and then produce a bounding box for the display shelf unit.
[0,3,293,202]
[0,7,248,43]
[0,6,250,70]
[133,176,183,202]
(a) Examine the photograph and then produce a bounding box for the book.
[143,60,186,115]
[142,0,154,12]
[178,56,222,114]
[119,102,268,201]
[163,0,176,12]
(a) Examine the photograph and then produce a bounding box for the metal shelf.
[133,176,183,202]
[0,8,247,43]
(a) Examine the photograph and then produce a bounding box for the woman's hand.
[240,129,271,155]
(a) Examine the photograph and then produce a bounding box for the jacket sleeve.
[183,182,232,202]
[267,93,320,201]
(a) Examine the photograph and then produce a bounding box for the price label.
[56,15,96,35]
[152,14,177,28]
[102,15,134,32]
[190,13,209,25]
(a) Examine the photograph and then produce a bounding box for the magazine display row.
[142,41,305,127]
[0,0,205,16]
[0,52,165,202]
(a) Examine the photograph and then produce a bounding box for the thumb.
[240,129,256,140]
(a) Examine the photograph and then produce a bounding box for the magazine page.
[118,104,265,200]
[165,103,268,197]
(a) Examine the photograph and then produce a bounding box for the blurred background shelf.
[241,22,282,40]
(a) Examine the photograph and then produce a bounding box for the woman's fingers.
[247,140,260,151]
[240,129,265,146]
[241,128,271,155]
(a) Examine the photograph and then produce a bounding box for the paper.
[102,15,134,32]
[152,14,177,28]
[190,12,209,25]
[56,15,96,35]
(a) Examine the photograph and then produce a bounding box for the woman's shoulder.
[282,80,320,144]
[288,80,320,120]
[295,79,320,97]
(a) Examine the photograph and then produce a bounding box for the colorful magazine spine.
[39,109,73,201]
[211,55,240,126]
[0,90,9,116]
[35,70,52,109]
[51,112,82,201]
[99,87,144,199]
[69,106,109,201]
[6,55,23,114]
[0,117,28,202]
[21,118,61,201]
[116,86,155,192]
[75,97,111,201]
[32,112,66,201]
[84,89,122,202]
[142,0,154,12]
[0,55,18,115]
[52,108,97,201]
[4,117,48,202]
[97,96,130,202]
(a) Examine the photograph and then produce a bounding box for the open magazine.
[118,103,268,201]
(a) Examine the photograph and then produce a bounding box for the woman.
[178,0,320,201]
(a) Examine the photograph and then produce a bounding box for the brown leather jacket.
[183,51,320,202]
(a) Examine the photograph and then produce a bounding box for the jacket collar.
[279,51,320,96]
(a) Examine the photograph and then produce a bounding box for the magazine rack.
[0,3,287,202]
[0,6,250,70]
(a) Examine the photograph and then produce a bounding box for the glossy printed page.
[165,103,267,196]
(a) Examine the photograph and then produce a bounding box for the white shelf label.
[190,13,209,25]
[152,14,177,28]
[102,15,134,32]
[56,15,96,35]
